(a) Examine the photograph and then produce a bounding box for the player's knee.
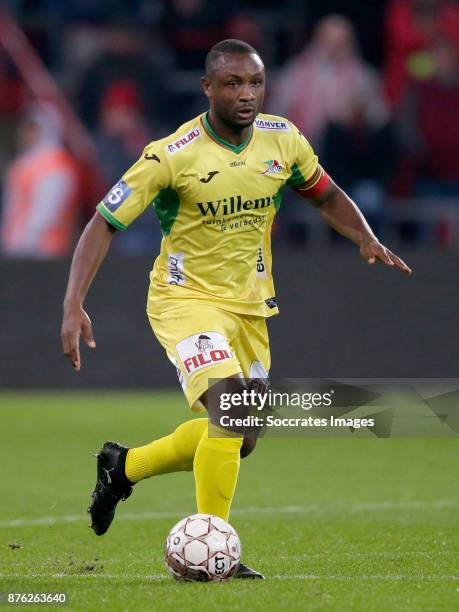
[201,376,251,434]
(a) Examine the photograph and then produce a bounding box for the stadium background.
[0,0,458,386]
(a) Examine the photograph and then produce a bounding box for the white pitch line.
[1,500,458,529]
[285,551,455,560]
[0,573,164,581]
[350,500,459,511]
[270,575,459,582]
[0,573,457,582]
[0,510,182,529]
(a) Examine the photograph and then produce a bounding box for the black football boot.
[234,562,265,579]
[88,441,133,536]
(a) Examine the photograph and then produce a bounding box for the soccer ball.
[164,513,241,582]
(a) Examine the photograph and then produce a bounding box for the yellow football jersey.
[96,112,325,317]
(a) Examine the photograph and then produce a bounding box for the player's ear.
[201,75,211,100]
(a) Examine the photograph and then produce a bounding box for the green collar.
[202,113,253,154]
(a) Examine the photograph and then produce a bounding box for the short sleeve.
[286,124,330,198]
[96,143,171,231]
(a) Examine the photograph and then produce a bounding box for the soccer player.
[61,39,411,579]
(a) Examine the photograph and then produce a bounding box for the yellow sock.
[193,427,243,521]
[125,418,207,483]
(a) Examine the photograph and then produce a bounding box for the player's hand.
[360,238,412,276]
[61,305,96,371]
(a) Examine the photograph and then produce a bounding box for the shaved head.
[205,39,261,77]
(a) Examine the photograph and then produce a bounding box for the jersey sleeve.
[286,125,330,199]
[96,142,171,230]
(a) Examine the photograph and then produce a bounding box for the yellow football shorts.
[148,301,271,411]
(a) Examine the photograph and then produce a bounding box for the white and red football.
[164,513,241,582]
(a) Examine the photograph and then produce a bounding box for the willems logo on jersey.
[260,160,283,175]
[196,194,276,217]
[166,128,201,154]
[176,332,233,376]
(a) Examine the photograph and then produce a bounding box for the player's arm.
[288,125,411,275]
[61,212,116,371]
[308,178,412,275]
[61,140,171,371]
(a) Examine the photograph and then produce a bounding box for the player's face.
[202,53,265,130]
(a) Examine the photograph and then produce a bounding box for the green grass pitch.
[1,391,458,611]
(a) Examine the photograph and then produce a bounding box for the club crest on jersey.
[261,160,283,175]
[166,127,201,154]
[255,119,290,131]
[176,332,233,376]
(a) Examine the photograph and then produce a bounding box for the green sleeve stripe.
[286,163,306,187]
[96,203,128,231]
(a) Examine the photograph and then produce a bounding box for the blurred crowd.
[0,0,458,257]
